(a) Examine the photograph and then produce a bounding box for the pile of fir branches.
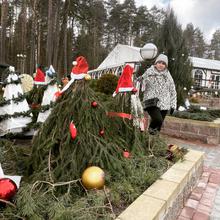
[172,105,220,121]
[105,92,146,154]
[0,79,175,219]
[26,79,58,124]
[28,81,131,182]
[0,136,171,220]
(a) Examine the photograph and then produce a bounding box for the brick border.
[116,149,204,220]
[160,116,220,145]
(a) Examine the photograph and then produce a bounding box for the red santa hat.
[71,56,89,79]
[113,64,136,96]
[34,67,45,85]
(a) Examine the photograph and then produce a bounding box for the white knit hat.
[155,54,168,66]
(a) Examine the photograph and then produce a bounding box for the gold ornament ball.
[170,145,179,153]
[84,74,91,81]
[82,166,105,189]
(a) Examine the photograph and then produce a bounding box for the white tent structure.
[98,44,143,69]
[89,44,144,79]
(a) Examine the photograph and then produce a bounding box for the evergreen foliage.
[0,136,170,220]
[211,29,220,60]
[75,0,107,69]
[173,106,220,121]
[95,74,118,95]
[183,23,206,57]
[156,10,193,106]
[133,6,165,47]
[29,81,132,182]
[192,28,206,57]
[0,77,175,219]
[106,93,146,153]
[0,0,217,75]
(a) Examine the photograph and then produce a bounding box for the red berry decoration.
[91,101,98,108]
[0,178,17,201]
[69,121,77,140]
[123,149,130,158]
[132,88,137,94]
[99,129,104,136]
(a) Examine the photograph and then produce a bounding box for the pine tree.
[156,10,193,106]
[193,28,206,57]
[183,23,195,56]
[75,0,107,69]
[132,6,165,47]
[29,80,132,182]
[211,29,220,60]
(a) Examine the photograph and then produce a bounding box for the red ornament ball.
[0,178,17,201]
[69,121,77,140]
[99,129,104,136]
[91,101,98,108]
[123,150,130,158]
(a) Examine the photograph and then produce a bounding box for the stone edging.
[115,149,204,220]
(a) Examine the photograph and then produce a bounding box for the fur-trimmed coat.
[142,65,177,110]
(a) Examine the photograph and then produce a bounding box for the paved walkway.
[164,136,220,220]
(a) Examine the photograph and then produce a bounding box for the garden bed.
[0,137,178,219]
[172,107,220,121]
[116,149,204,220]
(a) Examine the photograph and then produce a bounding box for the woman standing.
[142,54,177,135]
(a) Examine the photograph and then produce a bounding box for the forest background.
[0,0,220,79]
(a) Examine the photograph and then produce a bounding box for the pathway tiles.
[177,167,220,220]
[163,136,220,220]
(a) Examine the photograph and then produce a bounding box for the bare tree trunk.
[0,0,9,63]
[52,0,61,70]
[57,0,70,78]
[46,0,53,66]
[21,1,27,74]
[37,19,41,65]
[29,0,37,74]
[93,24,97,68]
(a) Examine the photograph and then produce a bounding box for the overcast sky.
[125,0,220,43]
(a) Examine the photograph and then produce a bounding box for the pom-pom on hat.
[155,54,168,67]
[71,56,89,79]
[34,67,45,85]
[46,65,56,78]
[113,64,136,96]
